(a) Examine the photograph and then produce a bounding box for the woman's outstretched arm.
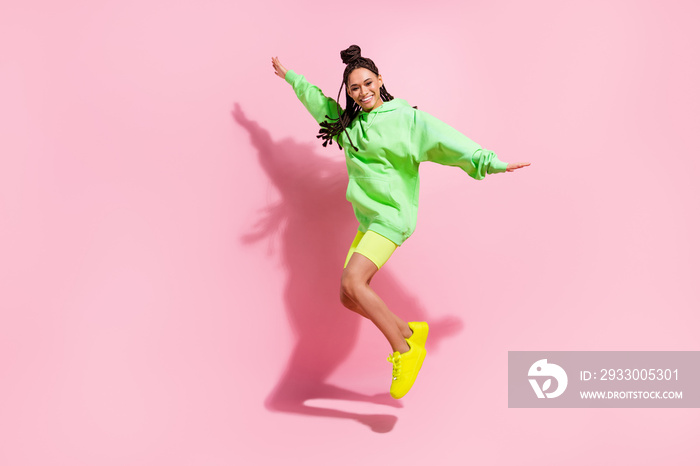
[270,55,342,127]
[412,110,529,179]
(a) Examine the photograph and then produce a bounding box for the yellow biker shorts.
[343,230,398,270]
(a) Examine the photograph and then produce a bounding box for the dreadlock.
[316,45,394,151]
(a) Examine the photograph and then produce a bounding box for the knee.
[340,269,363,303]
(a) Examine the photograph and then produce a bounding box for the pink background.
[2,0,699,464]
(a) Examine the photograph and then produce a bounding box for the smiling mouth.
[360,95,373,104]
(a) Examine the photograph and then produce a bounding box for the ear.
[377,74,383,87]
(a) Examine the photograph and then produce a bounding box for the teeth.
[361,96,372,103]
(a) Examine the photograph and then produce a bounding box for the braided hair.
[317,45,394,151]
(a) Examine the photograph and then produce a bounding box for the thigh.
[343,251,381,286]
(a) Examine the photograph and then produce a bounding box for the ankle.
[394,341,410,354]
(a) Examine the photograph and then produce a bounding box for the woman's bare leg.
[340,253,412,353]
[340,292,412,339]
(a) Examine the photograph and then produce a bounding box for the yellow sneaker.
[387,339,426,399]
[407,321,429,349]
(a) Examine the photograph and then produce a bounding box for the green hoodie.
[285,70,508,246]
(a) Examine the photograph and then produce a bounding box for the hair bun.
[340,45,362,65]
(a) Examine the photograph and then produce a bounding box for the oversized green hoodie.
[285,70,508,246]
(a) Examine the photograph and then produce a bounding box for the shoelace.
[387,353,402,380]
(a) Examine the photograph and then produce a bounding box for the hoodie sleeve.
[285,70,343,125]
[412,110,508,180]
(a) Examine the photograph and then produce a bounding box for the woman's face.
[346,67,384,112]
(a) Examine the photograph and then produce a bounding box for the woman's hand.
[271,56,288,79]
[506,162,531,172]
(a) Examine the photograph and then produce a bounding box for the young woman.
[271,45,529,399]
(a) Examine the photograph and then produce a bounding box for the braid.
[316,46,394,151]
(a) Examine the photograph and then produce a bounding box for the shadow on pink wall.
[232,104,463,433]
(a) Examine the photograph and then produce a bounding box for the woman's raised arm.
[271,56,342,128]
